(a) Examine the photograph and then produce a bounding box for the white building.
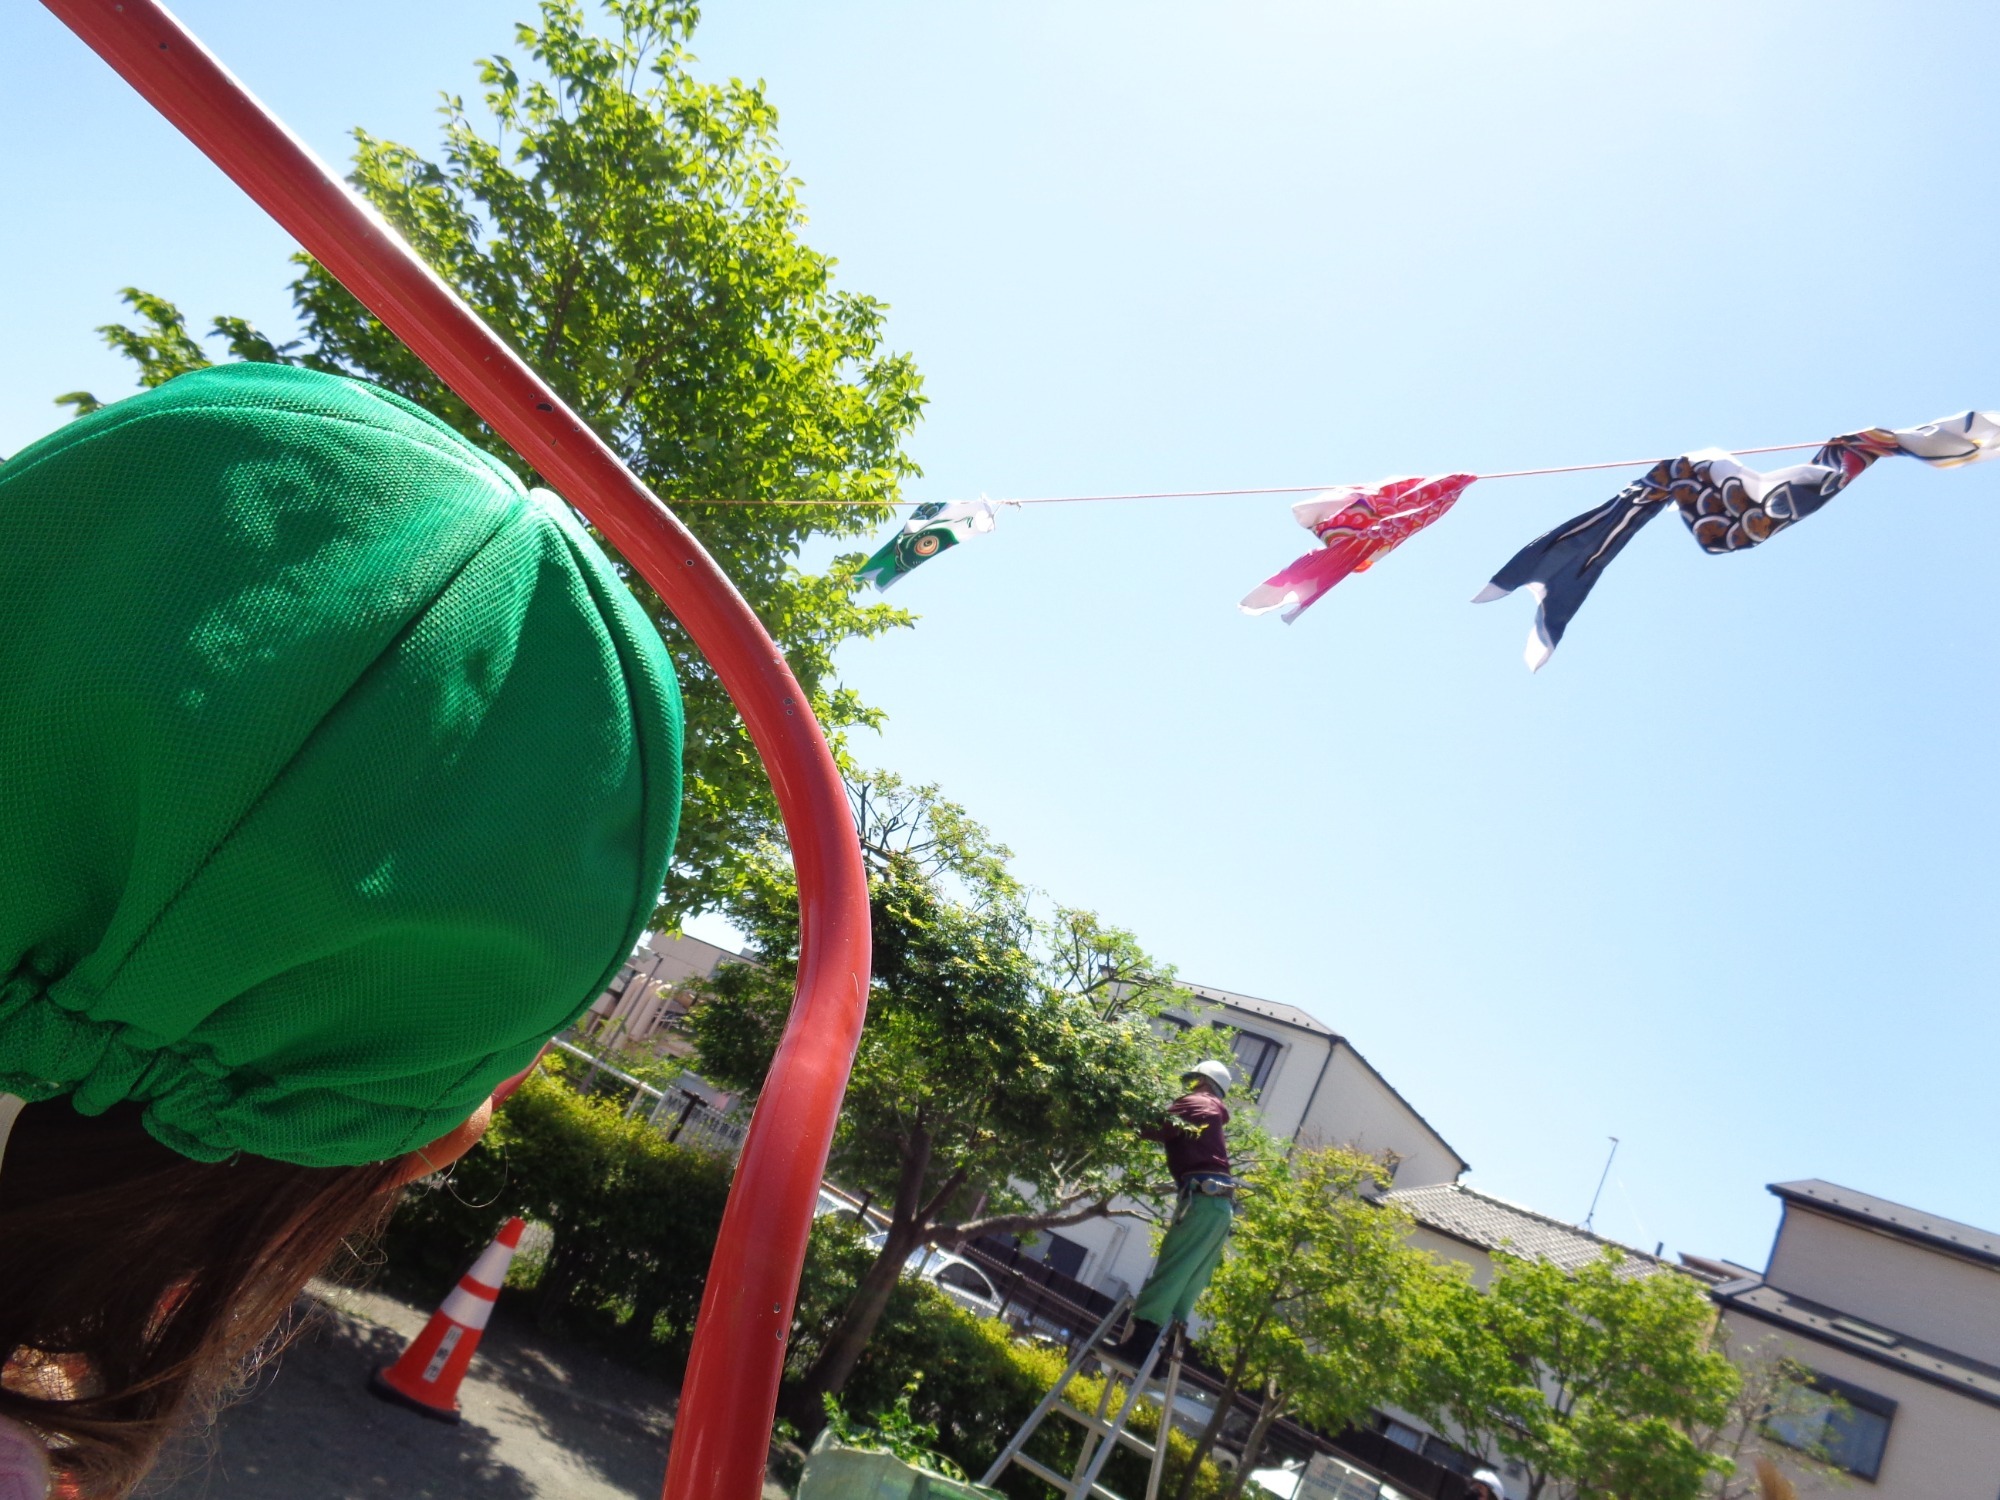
[1700,1180,2000,1498]
[1044,983,1468,1298]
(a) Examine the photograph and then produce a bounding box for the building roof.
[1771,1180,2000,1272]
[1387,1181,1691,1281]
[1180,984,1469,1174]
[1679,1252,1761,1281]
[1715,1276,2000,1410]
[1184,984,1337,1038]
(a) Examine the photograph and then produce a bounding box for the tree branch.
[916,1165,969,1228]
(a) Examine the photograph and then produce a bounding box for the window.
[1377,1417,1424,1452]
[1764,1370,1894,1480]
[936,1262,994,1300]
[1212,1025,1281,1094]
[1040,1232,1087,1280]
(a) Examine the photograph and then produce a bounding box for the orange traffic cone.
[368,1217,525,1423]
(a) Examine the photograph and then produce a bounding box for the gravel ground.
[139,1281,714,1500]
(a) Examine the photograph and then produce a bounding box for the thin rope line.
[1015,482,1350,505]
[1474,440,1821,482]
[671,439,1828,508]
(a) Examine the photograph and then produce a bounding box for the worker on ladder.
[979,1061,1239,1498]
[1102,1059,1239,1365]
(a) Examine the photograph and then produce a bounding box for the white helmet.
[1183,1060,1233,1096]
[1469,1472,1505,1499]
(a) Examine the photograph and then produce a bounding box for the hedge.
[382,1062,1227,1495]
[383,1057,734,1372]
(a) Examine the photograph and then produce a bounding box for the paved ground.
[142,1281,696,1500]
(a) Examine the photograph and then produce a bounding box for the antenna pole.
[1583,1136,1619,1231]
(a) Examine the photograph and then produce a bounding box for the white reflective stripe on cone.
[438,1281,500,1331]
[463,1236,519,1289]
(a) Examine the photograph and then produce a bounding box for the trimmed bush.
[383,1057,733,1371]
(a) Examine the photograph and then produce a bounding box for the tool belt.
[1178,1172,1239,1199]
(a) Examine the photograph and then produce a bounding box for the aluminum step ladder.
[980,1297,1186,1500]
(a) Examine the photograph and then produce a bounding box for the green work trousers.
[1132,1190,1234,1327]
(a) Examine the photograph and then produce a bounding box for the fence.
[961,1235,1119,1345]
[551,1036,750,1158]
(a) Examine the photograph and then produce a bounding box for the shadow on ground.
[141,1282,682,1500]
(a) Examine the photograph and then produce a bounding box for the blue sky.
[5,0,1996,1269]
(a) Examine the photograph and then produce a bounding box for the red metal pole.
[35,6,871,1498]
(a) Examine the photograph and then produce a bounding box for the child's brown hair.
[0,1101,402,1498]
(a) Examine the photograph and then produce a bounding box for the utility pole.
[1582,1136,1619,1231]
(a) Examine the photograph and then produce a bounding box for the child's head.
[0,364,683,1495]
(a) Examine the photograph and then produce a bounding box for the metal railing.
[551,1036,750,1159]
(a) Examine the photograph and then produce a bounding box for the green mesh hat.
[0,363,682,1166]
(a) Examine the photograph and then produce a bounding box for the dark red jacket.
[1140,1091,1231,1183]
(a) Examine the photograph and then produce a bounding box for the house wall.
[1067,1214,1149,1304]
[1718,1311,2000,1500]
[1767,1205,2000,1356]
[1406,1224,1495,1289]
[1297,1046,1461,1190]
[1059,998,1464,1299]
[1171,993,1465,1188]
[1205,1013,1331,1141]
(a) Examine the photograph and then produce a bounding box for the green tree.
[1409,1250,1741,1500]
[687,772,1205,1430]
[60,0,925,923]
[1172,1146,1448,1500]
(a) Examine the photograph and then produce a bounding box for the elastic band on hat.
[0,1094,24,1184]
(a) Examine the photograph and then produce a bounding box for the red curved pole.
[36,5,871,1497]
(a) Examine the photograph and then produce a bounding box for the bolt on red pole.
[34,5,871,1498]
